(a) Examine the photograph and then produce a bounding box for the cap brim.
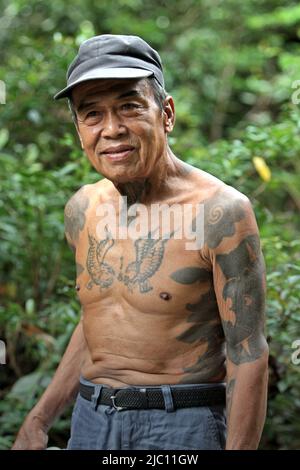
[54,67,153,100]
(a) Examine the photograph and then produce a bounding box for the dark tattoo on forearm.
[216,234,266,364]
[226,378,236,416]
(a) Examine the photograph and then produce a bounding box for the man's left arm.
[209,193,269,450]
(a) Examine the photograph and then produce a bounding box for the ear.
[163,96,175,133]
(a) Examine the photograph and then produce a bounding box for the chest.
[75,220,214,316]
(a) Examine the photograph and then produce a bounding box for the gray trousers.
[67,377,226,450]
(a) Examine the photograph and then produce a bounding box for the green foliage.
[261,240,300,449]
[0,0,300,450]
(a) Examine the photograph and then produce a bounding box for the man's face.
[72,78,173,183]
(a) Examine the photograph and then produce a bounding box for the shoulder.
[64,184,90,215]
[64,179,112,213]
[195,178,258,255]
[208,183,251,211]
[189,167,251,209]
[64,179,111,250]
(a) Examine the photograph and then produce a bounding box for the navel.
[159,291,172,301]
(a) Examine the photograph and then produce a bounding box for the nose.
[101,111,127,139]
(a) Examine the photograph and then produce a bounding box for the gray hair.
[148,77,167,110]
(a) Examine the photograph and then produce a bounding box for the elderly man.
[13,34,268,450]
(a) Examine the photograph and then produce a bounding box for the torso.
[72,165,227,386]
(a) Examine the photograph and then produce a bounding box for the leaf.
[9,372,43,398]
[0,129,9,150]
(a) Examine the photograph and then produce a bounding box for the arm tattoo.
[193,192,245,249]
[216,234,266,365]
[226,378,236,416]
[64,191,89,247]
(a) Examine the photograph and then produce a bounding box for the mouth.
[100,145,135,162]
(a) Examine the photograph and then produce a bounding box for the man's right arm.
[12,318,86,449]
[13,189,90,449]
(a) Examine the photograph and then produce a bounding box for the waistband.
[79,377,226,411]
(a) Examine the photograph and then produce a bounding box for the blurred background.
[0,0,299,449]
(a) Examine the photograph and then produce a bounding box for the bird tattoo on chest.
[86,225,172,294]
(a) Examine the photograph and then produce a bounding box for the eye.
[86,110,101,118]
[82,110,103,126]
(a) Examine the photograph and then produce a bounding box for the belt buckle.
[110,391,126,411]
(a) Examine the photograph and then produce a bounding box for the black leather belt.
[79,382,225,411]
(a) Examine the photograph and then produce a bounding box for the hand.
[12,415,49,450]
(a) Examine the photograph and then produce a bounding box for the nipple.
[159,292,172,301]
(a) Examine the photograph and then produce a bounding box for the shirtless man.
[12,35,268,450]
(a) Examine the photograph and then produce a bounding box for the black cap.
[54,34,164,100]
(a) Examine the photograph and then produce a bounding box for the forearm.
[28,319,86,429]
[225,348,269,450]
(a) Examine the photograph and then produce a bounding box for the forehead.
[71,78,151,107]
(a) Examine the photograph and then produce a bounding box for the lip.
[100,145,135,162]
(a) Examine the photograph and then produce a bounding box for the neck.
[113,148,189,205]
[115,179,151,206]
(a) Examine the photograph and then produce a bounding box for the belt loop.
[161,385,175,413]
[91,384,103,411]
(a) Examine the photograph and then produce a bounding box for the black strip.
[79,383,225,409]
